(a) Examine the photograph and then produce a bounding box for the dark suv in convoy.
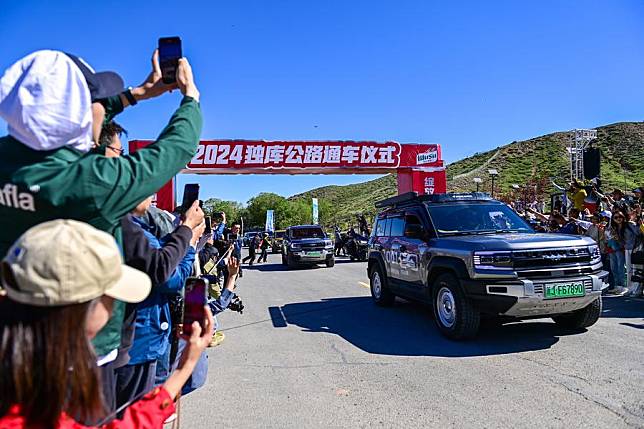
[281,225,335,268]
[367,192,608,340]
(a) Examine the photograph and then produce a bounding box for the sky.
[1,1,643,204]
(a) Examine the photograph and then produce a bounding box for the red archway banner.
[129,140,447,211]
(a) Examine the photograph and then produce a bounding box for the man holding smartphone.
[0,46,202,412]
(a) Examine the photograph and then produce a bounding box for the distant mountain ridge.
[290,121,644,225]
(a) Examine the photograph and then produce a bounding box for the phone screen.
[182,183,200,210]
[182,277,208,336]
[158,37,182,84]
[205,216,212,234]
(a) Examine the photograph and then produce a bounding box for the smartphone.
[181,183,200,210]
[204,216,212,234]
[182,277,208,337]
[227,233,238,241]
[158,36,182,84]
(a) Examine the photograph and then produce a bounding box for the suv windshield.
[291,227,325,239]
[426,203,533,236]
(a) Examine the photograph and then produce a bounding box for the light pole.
[488,169,499,198]
[473,177,482,192]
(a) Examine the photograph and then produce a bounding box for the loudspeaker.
[583,147,600,179]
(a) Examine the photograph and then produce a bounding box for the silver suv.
[367,192,609,340]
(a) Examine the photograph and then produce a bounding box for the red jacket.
[0,387,175,429]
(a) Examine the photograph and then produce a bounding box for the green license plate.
[544,282,585,299]
[305,251,321,257]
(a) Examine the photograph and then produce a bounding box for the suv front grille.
[299,242,325,250]
[512,247,591,269]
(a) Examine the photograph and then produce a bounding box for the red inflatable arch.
[129,140,447,212]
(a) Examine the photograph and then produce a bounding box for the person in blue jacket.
[115,206,204,409]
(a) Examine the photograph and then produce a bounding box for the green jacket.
[0,95,202,356]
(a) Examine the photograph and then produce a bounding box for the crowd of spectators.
[518,181,643,297]
[0,47,641,428]
[0,49,239,428]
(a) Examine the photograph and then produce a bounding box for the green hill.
[290,122,644,226]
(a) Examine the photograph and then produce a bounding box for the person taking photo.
[0,220,214,428]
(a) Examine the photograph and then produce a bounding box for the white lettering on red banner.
[245,145,265,164]
[189,142,401,169]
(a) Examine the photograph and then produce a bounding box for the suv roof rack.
[375,192,493,208]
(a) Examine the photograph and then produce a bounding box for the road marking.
[358,281,370,289]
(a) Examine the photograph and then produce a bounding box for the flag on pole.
[265,210,274,232]
[312,198,319,224]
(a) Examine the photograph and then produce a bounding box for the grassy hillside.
[290,122,644,226]
[448,122,644,194]
[290,174,396,225]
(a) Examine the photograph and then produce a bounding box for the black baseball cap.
[65,53,125,101]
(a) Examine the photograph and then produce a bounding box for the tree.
[246,193,290,229]
[202,198,244,223]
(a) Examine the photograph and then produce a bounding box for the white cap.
[1,220,151,306]
[0,50,93,152]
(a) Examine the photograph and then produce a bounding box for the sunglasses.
[107,145,125,155]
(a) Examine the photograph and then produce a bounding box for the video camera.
[228,293,244,314]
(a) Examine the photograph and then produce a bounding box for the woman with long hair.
[0,220,213,428]
[605,210,628,295]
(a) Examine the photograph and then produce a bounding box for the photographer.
[0,49,202,375]
[211,212,243,283]
[0,220,213,428]
[206,255,242,346]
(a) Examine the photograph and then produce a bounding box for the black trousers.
[114,360,157,417]
[98,360,117,414]
[243,249,256,264]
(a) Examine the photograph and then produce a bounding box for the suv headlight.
[324,240,333,248]
[473,251,513,270]
[290,243,300,250]
[588,244,601,264]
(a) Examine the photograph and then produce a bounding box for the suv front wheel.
[432,273,480,340]
[370,265,395,306]
[552,297,601,330]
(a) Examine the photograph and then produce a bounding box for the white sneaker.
[614,287,629,296]
[164,413,177,424]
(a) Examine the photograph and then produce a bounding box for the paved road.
[179,253,644,429]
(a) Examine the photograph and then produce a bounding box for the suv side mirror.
[404,224,424,239]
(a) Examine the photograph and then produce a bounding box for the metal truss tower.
[568,129,597,181]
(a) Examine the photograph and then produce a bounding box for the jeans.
[609,251,626,288]
[172,338,208,396]
[155,344,172,386]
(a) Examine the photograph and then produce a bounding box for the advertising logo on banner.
[265,210,274,232]
[312,198,319,224]
[188,141,401,170]
[416,149,438,165]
